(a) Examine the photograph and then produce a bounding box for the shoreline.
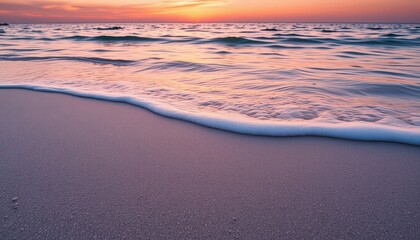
[1,89,420,239]
[1,85,419,146]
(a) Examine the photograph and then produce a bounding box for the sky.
[0,0,419,23]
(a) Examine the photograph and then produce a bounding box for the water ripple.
[0,23,419,144]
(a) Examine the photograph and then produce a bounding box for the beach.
[1,89,419,239]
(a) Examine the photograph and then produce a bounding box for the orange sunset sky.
[0,0,419,23]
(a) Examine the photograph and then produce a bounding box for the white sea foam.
[1,84,419,145]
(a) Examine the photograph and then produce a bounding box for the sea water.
[0,23,419,144]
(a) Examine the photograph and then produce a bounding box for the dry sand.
[1,89,419,239]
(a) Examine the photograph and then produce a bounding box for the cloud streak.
[0,0,418,23]
[0,0,230,22]
[159,0,228,8]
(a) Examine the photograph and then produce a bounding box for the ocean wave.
[346,82,420,97]
[6,48,41,52]
[95,26,124,31]
[7,34,418,48]
[339,51,376,56]
[0,56,136,66]
[270,35,419,47]
[261,28,280,32]
[382,33,407,37]
[206,37,269,45]
[348,38,420,46]
[281,37,325,44]
[0,84,419,146]
[10,37,33,40]
[321,29,340,33]
[367,27,385,31]
[63,35,164,42]
[163,36,202,43]
[273,33,308,37]
[267,44,305,49]
[1,23,419,145]
[214,50,232,54]
[140,60,223,72]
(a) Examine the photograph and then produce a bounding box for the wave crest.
[63,35,163,42]
[0,56,136,66]
[0,85,419,146]
[206,37,269,45]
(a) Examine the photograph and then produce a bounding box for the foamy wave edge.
[1,84,419,146]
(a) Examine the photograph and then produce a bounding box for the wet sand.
[1,89,419,239]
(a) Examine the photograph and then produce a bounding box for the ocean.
[0,23,419,144]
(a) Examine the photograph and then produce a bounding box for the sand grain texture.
[1,89,419,239]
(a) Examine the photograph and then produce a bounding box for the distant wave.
[348,38,420,46]
[0,56,136,66]
[2,26,418,65]
[63,35,164,42]
[214,50,231,54]
[261,28,280,32]
[139,60,225,72]
[267,45,305,49]
[205,37,269,45]
[345,82,420,97]
[163,37,202,43]
[273,33,308,37]
[6,33,419,48]
[382,33,406,37]
[339,51,375,56]
[281,37,325,44]
[0,84,419,146]
[95,26,124,31]
[367,27,385,31]
[273,36,419,47]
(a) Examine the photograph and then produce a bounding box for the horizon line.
[3,21,420,24]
